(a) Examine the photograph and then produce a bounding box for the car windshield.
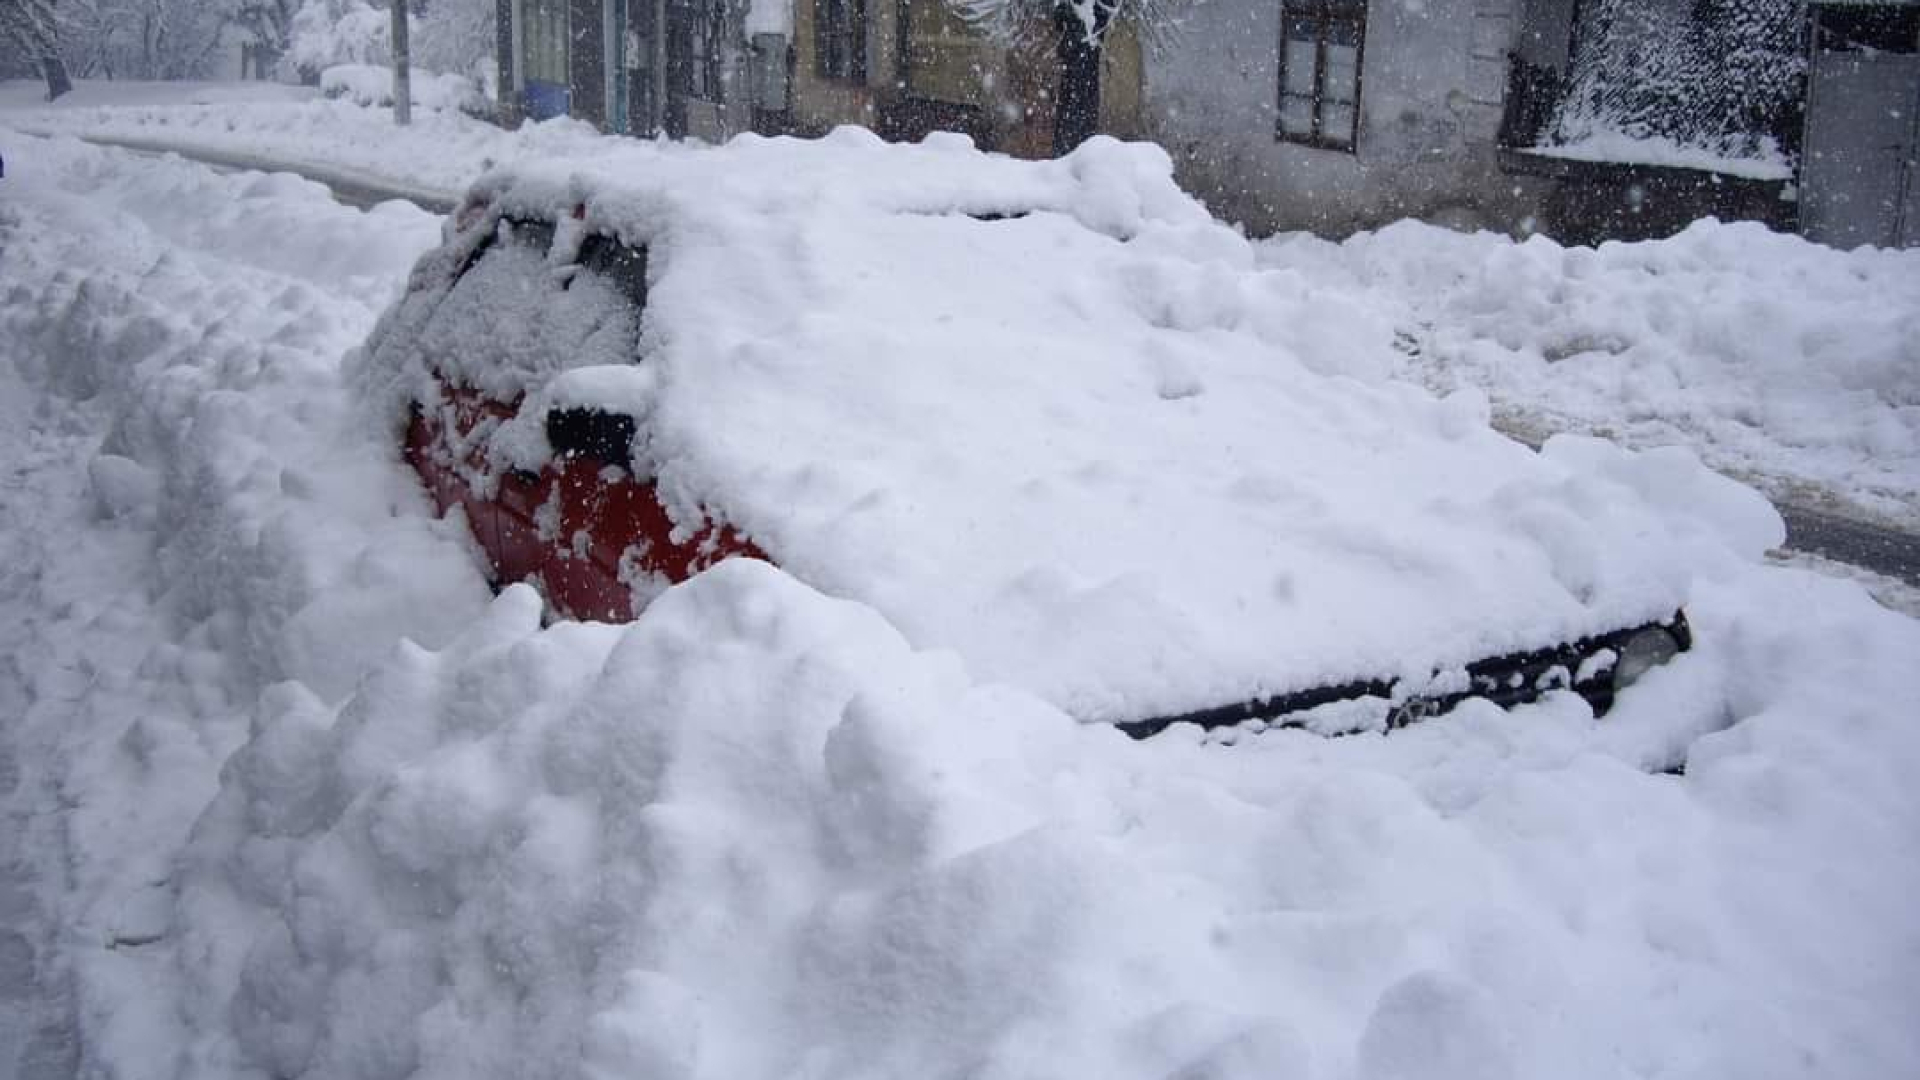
[413,219,644,395]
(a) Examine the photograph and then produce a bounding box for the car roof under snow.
[364,128,1771,723]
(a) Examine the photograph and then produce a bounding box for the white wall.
[1146,0,1550,235]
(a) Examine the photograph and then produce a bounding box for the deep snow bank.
[176,558,1920,1080]
[1263,220,1920,525]
[0,130,488,1071]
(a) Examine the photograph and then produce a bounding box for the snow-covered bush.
[321,62,488,115]
[292,0,495,110]
[38,0,228,80]
[285,0,393,80]
[287,0,495,91]
[412,0,498,100]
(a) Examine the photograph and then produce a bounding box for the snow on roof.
[745,0,794,35]
[1519,135,1795,182]
[1544,0,1805,172]
[362,129,1774,722]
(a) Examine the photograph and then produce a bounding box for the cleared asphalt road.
[1780,506,1920,587]
[46,135,1920,590]
[1496,423,1920,588]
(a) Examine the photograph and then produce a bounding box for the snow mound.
[321,63,486,116]
[172,556,1920,1080]
[179,566,1081,1079]
[1267,219,1920,524]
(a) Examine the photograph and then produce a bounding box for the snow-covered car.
[359,131,1698,737]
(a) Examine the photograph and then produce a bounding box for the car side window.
[546,407,638,471]
[413,220,643,396]
[576,233,648,308]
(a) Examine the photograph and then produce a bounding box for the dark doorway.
[665,1,694,137]
[1801,6,1919,248]
[1051,1,1111,156]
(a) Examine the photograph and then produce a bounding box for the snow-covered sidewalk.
[0,78,598,206]
[4,126,1920,1080]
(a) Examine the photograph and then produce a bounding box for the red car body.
[405,385,760,623]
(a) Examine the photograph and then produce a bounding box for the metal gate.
[1801,49,1920,248]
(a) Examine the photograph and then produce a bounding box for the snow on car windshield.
[411,219,642,397]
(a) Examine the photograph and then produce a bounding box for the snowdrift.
[177,559,1920,1080]
[361,130,1778,723]
[1265,220,1920,526]
[321,64,487,117]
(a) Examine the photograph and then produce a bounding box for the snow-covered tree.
[227,0,298,73]
[284,0,492,91]
[941,0,1168,154]
[0,0,74,98]
[412,0,494,93]
[38,0,229,80]
[285,0,392,79]
[949,0,1127,45]
[3,0,303,84]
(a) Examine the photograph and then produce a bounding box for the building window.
[523,0,570,85]
[687,0,726,100]
[1277,0,1366,152]
[815,0,867,81]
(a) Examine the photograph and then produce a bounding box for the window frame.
[698,0,727,101]
[673,0,728,104]
[421,219,650,391]
[814,0,868,82]
[523,0,571,85]
[1276,0,1368,153]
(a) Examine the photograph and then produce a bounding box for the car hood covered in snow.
[360,128,1780,723]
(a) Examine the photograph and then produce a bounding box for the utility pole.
[390,0,412,126]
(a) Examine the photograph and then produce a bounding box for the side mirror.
[547,408,637,472]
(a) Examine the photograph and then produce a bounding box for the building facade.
[495,0,1145,152]
[1148,0,1543,236]
[495,0,774,139]
[1151,0,1916,243]
[495,0,1918,245]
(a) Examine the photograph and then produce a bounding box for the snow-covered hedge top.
[361,129,1777,722]
[321,63,486,115]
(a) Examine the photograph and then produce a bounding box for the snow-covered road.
[3,133,1920,1080]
